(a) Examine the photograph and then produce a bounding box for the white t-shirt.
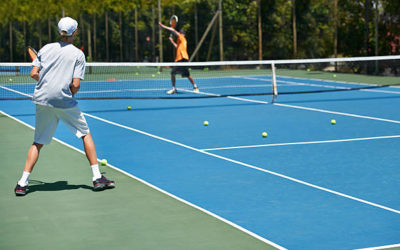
[32,42,86,108]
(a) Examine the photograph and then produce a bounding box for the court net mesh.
[1,56,399,100]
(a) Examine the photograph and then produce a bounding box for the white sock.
[91,164,102,181]
[18,171,30,187]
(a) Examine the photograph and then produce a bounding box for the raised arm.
[158,22,180,36]
[30,66,40,81]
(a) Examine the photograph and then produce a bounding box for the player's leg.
[23,143,44,173]
[188,76,199,92]
[59,106,115,191]
[82,133,97,166]
[15,105,58,196]
[167,68,177,94]
[182,68,198,92]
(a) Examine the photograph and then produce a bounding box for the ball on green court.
[152,74,155,77]
[262,132,268,138]
[306,68,311,72]
[157,71,161,74]
[333,74,337,78]
[100,159,108,166]
[203,121,209,126]
[9,78,13,82]
[135,72,139,75]
[127,105,132,110]
[331,119,336,125]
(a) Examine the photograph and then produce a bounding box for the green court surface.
[0,114,275,250]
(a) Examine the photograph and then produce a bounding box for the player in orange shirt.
[159,22,199,94]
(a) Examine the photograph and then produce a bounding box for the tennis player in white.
[15,17,115,196]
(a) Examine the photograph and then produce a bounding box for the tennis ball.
[203,121,209,126]
[331,119,336,125]
[127,105,132,110]
[152,74,155,77]
[204,67,209,71]
[100,159,107,166]
[307,68,311,72]
[157,71,161,74]
[135,72,139,75]
[262,132,268,138]
[333,74,337,78]
[9,78,13,82]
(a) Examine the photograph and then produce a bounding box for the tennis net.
[1,55,399,100]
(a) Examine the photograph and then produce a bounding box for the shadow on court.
[26,180,92,193]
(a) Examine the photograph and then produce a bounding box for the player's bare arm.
[30,66,40,81]
[158,22,180,36]
[169,37,177,48]
[70,78,81,95]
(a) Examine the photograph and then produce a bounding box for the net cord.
[1,55,400,68]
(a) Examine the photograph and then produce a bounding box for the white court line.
[237,75,400,95]
[275,102,400,124]
[226,95,400,124]
[0,85,32,98]
[80,112,400,216]
[0,110,285,250]
[201,135,400,151]
[355,243,400,250]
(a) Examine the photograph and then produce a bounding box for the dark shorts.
[171,59,190,77]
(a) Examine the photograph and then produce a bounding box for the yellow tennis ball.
[262,132,268,138]
[100,159,107,166]
[333,74,337,78]
[127,106,131,110]
[157,71,161,74]
[9,78,13,82]
[307,68,311,72]
[152,74,155,77]
[203,121,209,126]
[135,72,139,75]
[331,119,336,125]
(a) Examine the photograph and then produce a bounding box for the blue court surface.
[1,75,400,249]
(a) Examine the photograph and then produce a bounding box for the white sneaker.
[166,88,177,94]
[193,87,199,93]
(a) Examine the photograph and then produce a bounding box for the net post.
[271,62,278,102]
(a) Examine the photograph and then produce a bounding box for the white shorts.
[34,104,90,145]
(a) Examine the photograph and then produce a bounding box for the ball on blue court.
[331,119,336,125]
[203,121,209,126]
[262,132,268,138]
[127,105,132,110]
[100,159,108,166]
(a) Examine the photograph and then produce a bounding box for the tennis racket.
[169,15,178,37]
[27,46,38,61]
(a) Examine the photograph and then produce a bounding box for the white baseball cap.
[58,17,78,36]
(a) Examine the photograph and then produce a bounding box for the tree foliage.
[0,0,399,62]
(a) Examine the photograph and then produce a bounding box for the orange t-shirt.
[175,34,189,62]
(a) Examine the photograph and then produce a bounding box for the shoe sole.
[15,191,27,196]
[93,182,115,191]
